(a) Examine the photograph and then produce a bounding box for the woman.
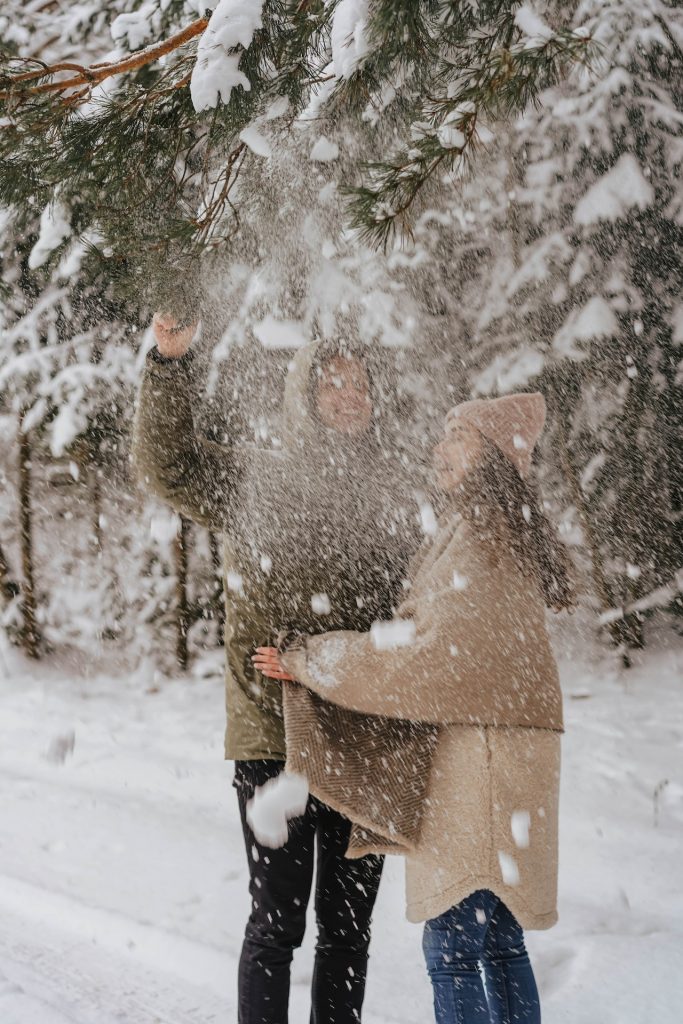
[253,392,574,1024]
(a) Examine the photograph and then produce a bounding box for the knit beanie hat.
[445,392,547,478]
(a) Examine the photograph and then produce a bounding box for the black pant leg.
[234,760,316,1024]
[311,800,385,1024]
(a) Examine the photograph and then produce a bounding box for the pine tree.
[3,1,680,668]
[1,1,594,301]
[465,0,683,651]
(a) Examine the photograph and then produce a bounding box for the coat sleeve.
[279,579,485,724]
[131,348,240,530]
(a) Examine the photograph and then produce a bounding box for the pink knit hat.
[445,392,547,478]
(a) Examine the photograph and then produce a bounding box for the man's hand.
[252,647,297,681]
[152,311,198,359]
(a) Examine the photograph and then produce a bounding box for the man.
[132,312,418,1023]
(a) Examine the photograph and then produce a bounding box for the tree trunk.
[551,388,630,663]
[91,466,102,550]
[18,418,40,658]
[174,516,189,671]
[608,345,656,653]
[0,541,18,605]
[505,145,524,269]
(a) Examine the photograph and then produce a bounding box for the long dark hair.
[453,437,576,613]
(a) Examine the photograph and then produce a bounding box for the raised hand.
[152,311,198,359]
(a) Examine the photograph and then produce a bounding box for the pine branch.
[345,25,597,249]
[0,17,208,103]
[0,1,595,298]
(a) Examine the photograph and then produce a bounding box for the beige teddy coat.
[281,511,563,929]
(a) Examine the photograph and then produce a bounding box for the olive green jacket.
[132,344,414,761]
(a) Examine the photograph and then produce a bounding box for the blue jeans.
[423,890,541,1024]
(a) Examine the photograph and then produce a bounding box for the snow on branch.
[190,0,265,112]
[599,571,683,625]
[345,20,596,249]
[574,154,655,225]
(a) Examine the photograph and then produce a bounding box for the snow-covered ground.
[1,627,682,1023]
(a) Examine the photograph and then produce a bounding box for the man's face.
[315,355,373,436]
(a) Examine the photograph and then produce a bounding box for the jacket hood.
[280,339,394,457]
[280,342,323,451]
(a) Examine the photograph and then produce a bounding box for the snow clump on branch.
[111,3,159,51]
[514,4,554,43]
[329,0,369,79]
[574,153,654,225]
[190,0,264,112]
[28,200,72,270]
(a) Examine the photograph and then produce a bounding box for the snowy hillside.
[1,628,681,1023]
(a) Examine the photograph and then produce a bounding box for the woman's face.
[315,355,373,436]
[433,422,483,491]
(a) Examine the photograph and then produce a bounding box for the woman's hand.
[152,311,198,359]
[252,647,297,681]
